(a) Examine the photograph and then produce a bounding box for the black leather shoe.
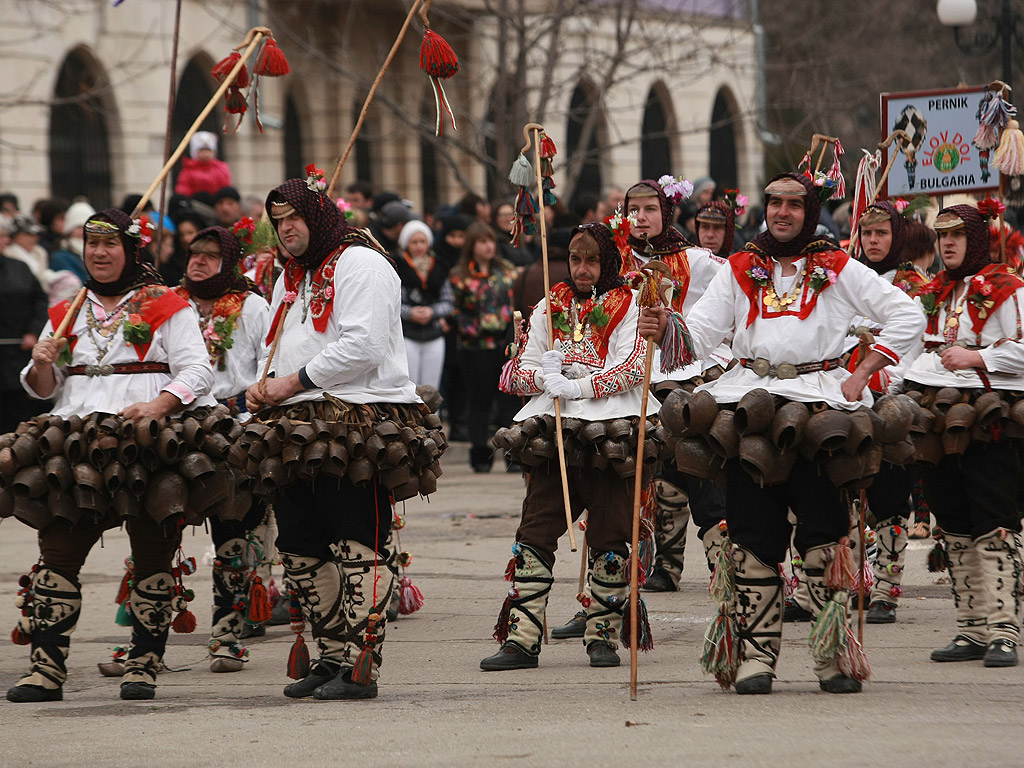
[783,597,813,623]
[866,601,897,624]
[983,639,1018,668]
[551,611,586,640]
[6,684,62,703]
[930,634,987,662]
[735,674,772,694]
[480,643,538,671]
[819,675,862,693]
[284,665,340,698]
[641,567,678,593]
[587,641,620,667]
[119,682,156,700]
[268,600,291,626]
[313,670,378,700]
[239,622,266,640]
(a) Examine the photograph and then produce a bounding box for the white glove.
[541,349,565,377]
[545,371,582,400]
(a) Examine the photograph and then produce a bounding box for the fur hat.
[190,131,218,160]
[63,201,96,235]
[398,220,434,251]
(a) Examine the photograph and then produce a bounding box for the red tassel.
[398,576,424,615]
[225,87,248,115]
[248,576,272,623]
[11,626,31,646]
[211,52,249,87]
[286,634,311,680]
[539,133,557,159]
[825,539,856,591]
[114,565,132,606]
[419,30,460,79]
[171,609,197,634]
[503,557,517,582]
[492,596,512,643]
[255,38,290,77]
[349,613,379,686]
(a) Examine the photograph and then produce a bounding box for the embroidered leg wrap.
[975,529,1022,646]
[280,553,345,674]
[701,522,728,577]
[733,546,783,683]
[209,538,250,662]
[123,572,174,687]
[499,544,553,656]
[13,567,82,691]
[942,532,989,645]
[653,478,688,585]
[334,540,396,681]
[804,544,868,682]
[871,517,908,607]
[584,552,628,650]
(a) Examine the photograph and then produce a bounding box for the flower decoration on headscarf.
[657,175,694,206]
[335,198,356,222]
[232,217,256,245]
[606,206,638,261]
[128,217,155,246]
[305,164,327,193]
[977,197,1007,219]
[723,189,747,216]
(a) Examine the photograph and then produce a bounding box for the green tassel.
[115,600,132,627]
[708,535,735,604]
[700,603,738,689]
[808,593,848,663]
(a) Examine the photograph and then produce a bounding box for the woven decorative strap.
[65,362,171,377]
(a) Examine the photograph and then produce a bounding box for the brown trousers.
[516,461,634,568]
[38,514,182,583]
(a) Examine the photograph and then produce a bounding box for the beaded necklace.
[85,298,130,362]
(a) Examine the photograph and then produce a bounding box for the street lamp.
[937,0,1019,90]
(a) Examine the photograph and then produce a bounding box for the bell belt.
[739,356,843,380]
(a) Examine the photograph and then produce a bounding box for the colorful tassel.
[247,575,272,623]
[255,37,290,77]
[114,558,133,605]
[826,139,846,200]
[825,539,856,591]
[503,556,517,582]
[700,603,738,689]
[927,537,949,573]
[398,576,424,615]
[622,596,654,652]
[286,634,310,680]
[225,86,248,115]
[211,51,243,83]
[115,600,132,627]
[349,613,380,685]
[11,626,31,646]
[171,608,197,634]
[492,595,512,643]
[837,625,872,681]
[420,30,460,78]
[808,593,848,663]
[708,536,735,603]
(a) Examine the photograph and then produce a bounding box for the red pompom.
[247,576,272,623]
[211,52,249,87]
[286,634,310,680]
[539,134,557,159]
[11,626,31,646]
[225,87,248,115]
[171,609,197,634]
[419,30,460,79]
[255,38,290,77]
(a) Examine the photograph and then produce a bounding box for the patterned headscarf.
[265,178,359,269]
[183,226,250,299]
[938,204,991,280]
[83,208,163,297]
[694,201,735,258]
[857,201,908,275]
[749,172,826,260]
[569,222,626,298]
[624,180,692,256]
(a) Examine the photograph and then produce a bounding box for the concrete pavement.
[1,444,1023,767]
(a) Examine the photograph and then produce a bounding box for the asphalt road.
[1,443,1022,767]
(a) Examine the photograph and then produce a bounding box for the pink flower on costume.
[283,291,298,304]
[825,269,838,285]
[324,284,334,300]
[981,282,994,296]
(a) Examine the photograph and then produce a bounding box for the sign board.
[879,85,999,198]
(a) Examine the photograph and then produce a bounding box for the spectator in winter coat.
[175,132,232,198]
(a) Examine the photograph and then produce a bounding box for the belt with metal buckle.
[924,340,984,353]
[739,356,843,380]
[65,362,172,377]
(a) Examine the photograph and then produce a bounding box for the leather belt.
[739,356,843,380]
[924,341,984,353]
[65,362,172,377]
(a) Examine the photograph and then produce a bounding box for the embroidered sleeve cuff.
[871,343,900,366]
[298,366,316,390]
[163,381,195,405]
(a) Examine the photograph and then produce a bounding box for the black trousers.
[659,465,726,538]
[456,346,518,452]
[864,462,913,526]
[274,477,391,560]
[725,455,848,566]
[921,439,1022,538]
[210,499,267,548]
[39,514,181,583]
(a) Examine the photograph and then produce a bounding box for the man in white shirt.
[247,177,421,701]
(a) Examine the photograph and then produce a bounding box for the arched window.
[49,48,115,207]
[709,89,739,190]
[283,91,305,181]
[172,56,221,187]
[565,83,603,210]
[641,85,674,179]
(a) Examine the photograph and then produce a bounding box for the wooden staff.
[525,123,576,552]
[628,262,669,701]
[807,133,840,173]
[847,129,912,257]
[260,303,291,389]
[53,287,88,341]
[153,0,183,259]
[129,26,273,219]
[325,0,432,198]
[857,490,868,644]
